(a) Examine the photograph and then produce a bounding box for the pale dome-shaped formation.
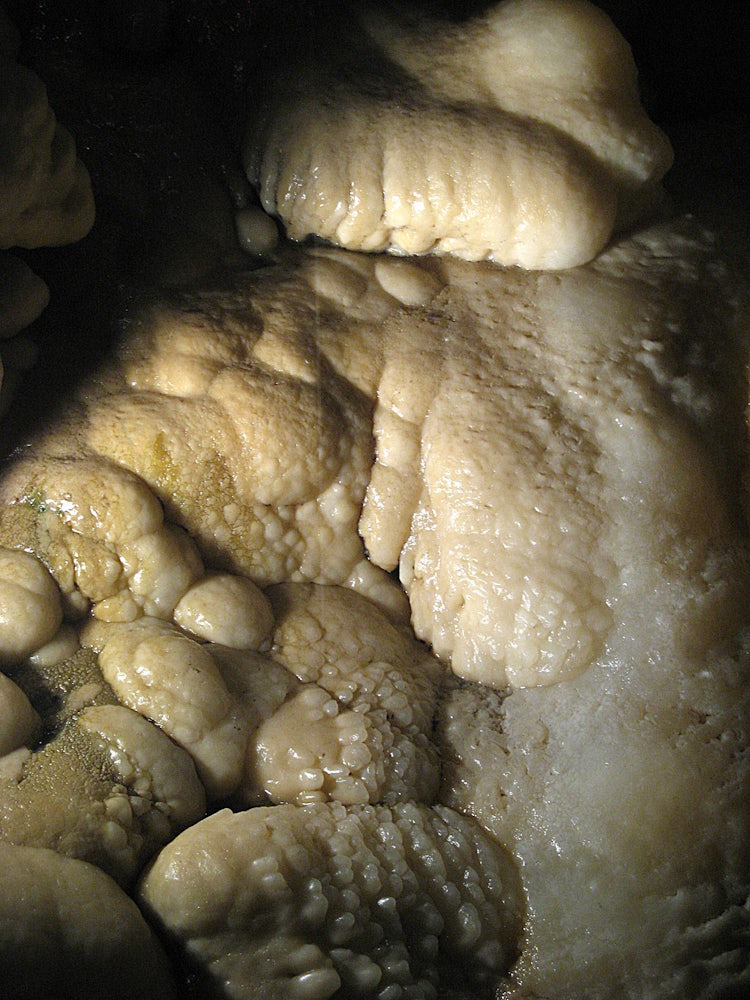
[138,801,523,1000]
[0,2,748,998]
[244,0,672,270]
[0,546,63,667]
[174,572,274,648]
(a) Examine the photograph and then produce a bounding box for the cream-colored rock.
[117,523,202,619]
[97,618,246,799]
[0,38,94,250]
[0,29,746,994]
[259,583,443,805]
[0,458,208,623]
[3,216,745,693]
[0,5,95,414]
[138,802,522,1000]
[0,671,41,757]
[0,843,176,1000]
[249,683,381,806]
[244,0,672,270]
[245,665,434,809]
[437,549,750,999]
[196,640,385,807]
[81,609,413,811]
[0,546,63,666]
[170,582,444,810]
[360,221,747,689]
[28,623,82,668]
[78,704,206,830]
[90,297,371,584]
[210,644,297,733]
[0,279,402,619]
[174,572,274,649]
[0,664,197,884]
[0,6,93,414]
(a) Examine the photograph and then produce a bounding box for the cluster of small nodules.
[249,683,384,806]
[263,583,443,805]
[78,703,206,831]
[5,459,275,651]
[139,800,520,999]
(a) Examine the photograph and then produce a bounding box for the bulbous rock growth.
[2,214,748,998]
[138,801,523,1000]
[244,0,673,270]
[1,2,749,998]
[0,6,94,413]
